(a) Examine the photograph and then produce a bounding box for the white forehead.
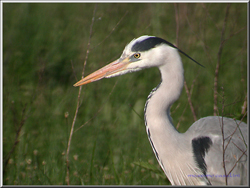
[122,35,156,56]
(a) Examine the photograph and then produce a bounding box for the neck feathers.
[144,48,184,129]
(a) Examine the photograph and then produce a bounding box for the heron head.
[73,35,202,86]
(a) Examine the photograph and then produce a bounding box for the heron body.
[74,36,247,185]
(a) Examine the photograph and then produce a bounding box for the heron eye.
[133,53,141,59]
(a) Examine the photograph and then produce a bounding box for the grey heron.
[74,35,247,185]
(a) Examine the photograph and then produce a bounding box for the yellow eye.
[133,53,141,59]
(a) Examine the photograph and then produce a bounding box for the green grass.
[3,3,247,185]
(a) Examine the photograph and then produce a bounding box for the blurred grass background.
[2,3,247,185]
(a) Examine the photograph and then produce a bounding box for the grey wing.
[187,116,247,185]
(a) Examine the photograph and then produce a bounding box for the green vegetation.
[3,3,247,185]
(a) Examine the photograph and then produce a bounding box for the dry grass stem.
[213,4,231,116]
[66,5,97,185]
[74,80,118,133]
[66,4,128,184]
[93,10,128,49]
[176,103,188,130]
[184,80,197,122]
[3,104,28,174]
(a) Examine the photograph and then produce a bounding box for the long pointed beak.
[73,57,130,87]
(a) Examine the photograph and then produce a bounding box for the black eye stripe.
[131,36,204,67]
[131,37,177,52]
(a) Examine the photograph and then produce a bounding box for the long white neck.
[144,48,185,183]
[144,48,184,140]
